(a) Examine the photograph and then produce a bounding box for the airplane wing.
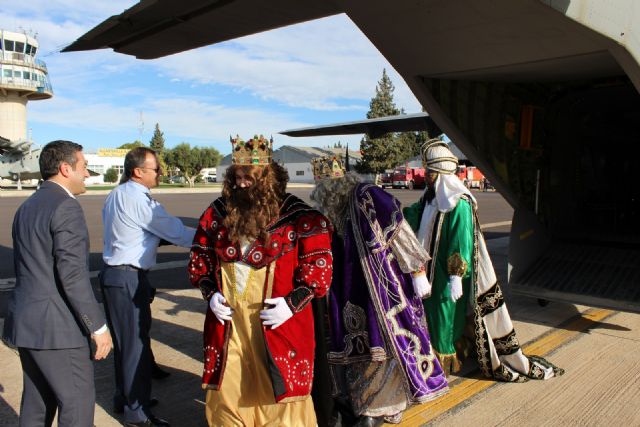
[280,112,441,139]
[0,136,12,155]
[0,138,33,156]
[62,0,343,59]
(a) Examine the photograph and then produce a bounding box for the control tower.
[0,30,53,142]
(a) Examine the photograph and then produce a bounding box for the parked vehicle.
[379,171,393,188]
[392,164,426,189]
[456,165,485,189]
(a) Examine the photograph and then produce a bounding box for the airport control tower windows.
[2,70,10,78]
[4,40,14,51]
[15,41,24,53]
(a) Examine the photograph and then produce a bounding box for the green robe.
[405,193,563,382]
[404,196,474,373]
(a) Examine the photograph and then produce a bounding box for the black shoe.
[123,414,170,427]
[114,398,159,414]
[151,364,171,380]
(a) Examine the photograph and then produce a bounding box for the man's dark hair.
[39,140,83,180]
[120,147,157,184]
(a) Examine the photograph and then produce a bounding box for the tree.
[397,130,429,162]
[357,69,409,174]
[104,167,118,183]
[164,143,223,187]
[149,124,165,153]
[148,123,168,175]
[402,107,433,161]
[118,140,145,150]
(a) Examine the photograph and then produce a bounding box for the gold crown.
[311,155,346,181]
[231,134,272,165]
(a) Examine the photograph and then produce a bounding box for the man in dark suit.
[2,140,113,427]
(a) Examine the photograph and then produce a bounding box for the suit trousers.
[18,346,94,427]
[100,266,152,423]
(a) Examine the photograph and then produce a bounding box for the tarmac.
[0,238,541,426]
[1,190,639,426]
[0,183,314,198]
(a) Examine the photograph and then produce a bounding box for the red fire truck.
[456,165,485,189]
[392,164,426,189]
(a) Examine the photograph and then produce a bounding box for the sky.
[2,1,423,155]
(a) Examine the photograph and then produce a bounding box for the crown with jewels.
[311,155,346,181]
[231,134,273,165]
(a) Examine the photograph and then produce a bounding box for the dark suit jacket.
[2,180,106,349]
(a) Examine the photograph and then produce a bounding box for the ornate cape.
[404,195,564,382]
[188,194,333,402]
[329,183,448,404]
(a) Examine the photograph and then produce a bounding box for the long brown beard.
[224,178,281,243]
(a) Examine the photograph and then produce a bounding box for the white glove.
[448,275,463,302]
[209,292,232,324]
[260,297,294,329]
[411,274,432,298]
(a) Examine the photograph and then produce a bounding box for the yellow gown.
[205,261,317,427]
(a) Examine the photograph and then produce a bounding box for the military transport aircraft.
[64,0,640,312]
[0,136,43,182]
[0,137,99,184]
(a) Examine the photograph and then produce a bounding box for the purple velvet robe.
[328,183,448,403]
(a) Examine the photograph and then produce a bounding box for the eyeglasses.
[139,166,161,174]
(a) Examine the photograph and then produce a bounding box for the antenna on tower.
[138,111,145,141]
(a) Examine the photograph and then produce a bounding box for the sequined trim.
[493,330,520,356]
[477,282,505,318]
[447,252,468,276]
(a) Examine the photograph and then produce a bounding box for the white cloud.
[2,1,422,153]
[28,95,363,153]
[155,15,421,112]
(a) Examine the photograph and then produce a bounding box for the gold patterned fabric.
[205,262,316,426]
[447,252,468,276]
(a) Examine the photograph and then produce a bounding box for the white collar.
[49,180,76,199]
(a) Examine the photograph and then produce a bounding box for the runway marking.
[481,220,512,229]
[397,307,615,426]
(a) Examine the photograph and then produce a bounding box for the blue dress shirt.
[102,180,196,270]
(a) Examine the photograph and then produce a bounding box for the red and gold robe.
[188,194,333,402]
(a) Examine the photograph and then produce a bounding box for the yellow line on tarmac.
[396,308,614,426]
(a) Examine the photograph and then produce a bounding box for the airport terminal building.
[217,145,361,183]
[81,145,359,185]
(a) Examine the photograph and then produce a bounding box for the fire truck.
[392,164,426,189]
[456,165,485,189]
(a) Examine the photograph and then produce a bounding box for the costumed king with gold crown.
[188,135,333,426]
[403,139,564,382]
[310,156,448,426]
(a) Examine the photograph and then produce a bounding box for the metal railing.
[0,56,48,72]
[0,76,53,94]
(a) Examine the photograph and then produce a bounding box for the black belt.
[107,264,149,273]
